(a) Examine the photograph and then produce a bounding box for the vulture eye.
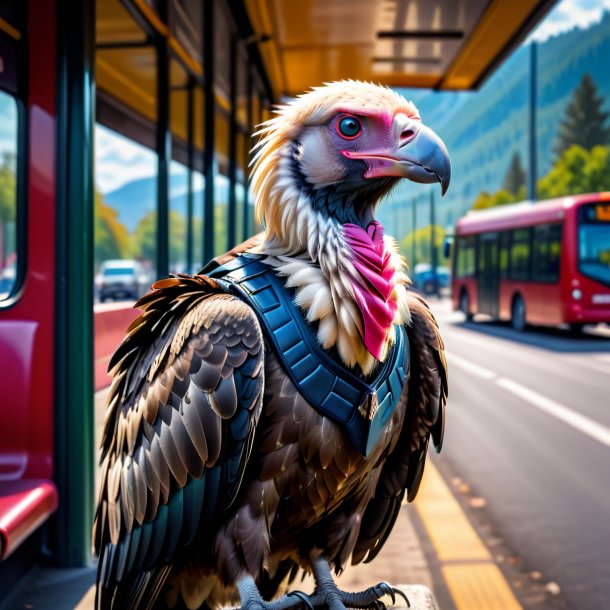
[337,115,362,139]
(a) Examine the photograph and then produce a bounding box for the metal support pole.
[203,0,215,263]
[186,77,194,273]
[155,0,170,278]
[412,197,417,269]
[430,190,438,297]
[54,0,95,566]
[528,41,537,202]
[227,34,238,249]
[242,67,254,240]
[258,91,265,125]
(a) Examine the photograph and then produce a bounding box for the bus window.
[499,231,510,279]
[533,224,562,283]
[509,228,531,281]
[0,90,18,301]
[456,236,476,278]
[578,204,610,286]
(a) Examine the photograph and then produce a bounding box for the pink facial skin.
[334,107,395,129]
[343,221,397,361]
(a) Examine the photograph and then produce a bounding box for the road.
[431,299,610,610]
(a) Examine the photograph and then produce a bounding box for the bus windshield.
[578,204,610,287]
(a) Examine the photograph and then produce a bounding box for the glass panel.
[251,91,261,131]
[0,91,18,301]
[214,170,230,257]
[96,45,157,124]
[499,231,510,279]
[236,45,249,129]
[214,0,231,102]
[214,108,230,256]
[94,124,157,302]
[509,228,532,281]
[192,170,205,271]
[578,204,610,286]
[456,236,475,278]
[533,224,562,283]
[169,160,189,273]
[237,131,250,178]
[170,59,189,150]
[169,0,203,68]
[235,181,245,243]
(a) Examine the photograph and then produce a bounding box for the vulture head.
[251,81,451,374]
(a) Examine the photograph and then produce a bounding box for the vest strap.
[207,254,409,456]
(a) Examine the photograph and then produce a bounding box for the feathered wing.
[352,291,447,564]
[93,275,265,610]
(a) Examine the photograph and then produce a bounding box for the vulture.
[94,81,450,610]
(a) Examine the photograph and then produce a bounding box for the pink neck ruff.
[343,221,397,361]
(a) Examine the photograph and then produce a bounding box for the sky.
[528,0,610,41]
[0,92,17,160]
[95,124,205,195]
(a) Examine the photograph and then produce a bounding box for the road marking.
[415,462,522,610]
[446,350,610,449]
[496,377,610,448]
[446,352,497,380]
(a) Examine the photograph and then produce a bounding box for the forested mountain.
[379,11,610,238]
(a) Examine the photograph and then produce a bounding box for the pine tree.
[554,73,610,159]
[502,152,526,195]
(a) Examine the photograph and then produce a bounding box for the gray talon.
[391,587,410,608]
[287,591,314,610]
[381,583,395,605]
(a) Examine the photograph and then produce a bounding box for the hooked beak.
[342,122,451,196]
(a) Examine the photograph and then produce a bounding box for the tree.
[400,224,446,267]
[0,152,16,223]
[554,73,610,159]
[471,187,524,211]
[95,192,129,269]
[0,152,17,273]
[130,210,190,269]
[503,152,526,195]
[538,144,610,199]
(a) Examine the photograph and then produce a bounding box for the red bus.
[450,193,610,332]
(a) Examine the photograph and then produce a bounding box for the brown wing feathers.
[94,276,264,609]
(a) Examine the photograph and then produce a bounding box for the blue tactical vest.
[205,254,409,456]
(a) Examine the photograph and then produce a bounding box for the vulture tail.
[95,559,172,610]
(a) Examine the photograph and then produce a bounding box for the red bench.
[0,480,58,560]
[0,321,58,561]
[0,305,136,560]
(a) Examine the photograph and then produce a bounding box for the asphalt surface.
[431,299,610,610]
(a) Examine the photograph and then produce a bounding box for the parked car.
[98,259,150,302]
[0,266,16,299]
[413,263,451,295]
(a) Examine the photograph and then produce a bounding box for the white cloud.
[528,0,610,42]
[95,124,157,193]
[95,125,208,194]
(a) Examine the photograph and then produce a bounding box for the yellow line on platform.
[415,461,522,610]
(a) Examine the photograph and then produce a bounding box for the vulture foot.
[309,557,410,610]
[237,576,314,610]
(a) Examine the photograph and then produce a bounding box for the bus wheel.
[511,295,526,331]
[460,291,473,322]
